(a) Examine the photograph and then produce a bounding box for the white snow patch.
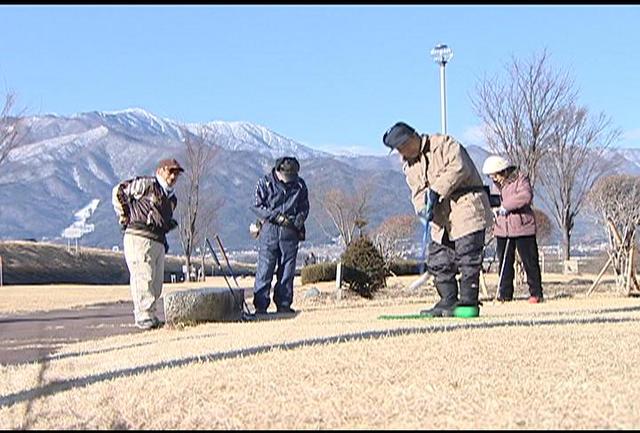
[61,198,100,238]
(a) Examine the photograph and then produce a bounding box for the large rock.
[163,287,245,325]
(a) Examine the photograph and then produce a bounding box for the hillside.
[0,108,638,252]
[0,241,186,285]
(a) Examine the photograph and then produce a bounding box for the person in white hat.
[482,155,544,303]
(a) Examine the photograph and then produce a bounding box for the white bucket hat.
[482,155,513,175]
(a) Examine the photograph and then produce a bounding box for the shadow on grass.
[2,307,640,410]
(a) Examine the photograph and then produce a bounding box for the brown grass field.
[1,241,640,429]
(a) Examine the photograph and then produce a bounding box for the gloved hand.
[118,214,129,230]
[274,213,292,226]
[167,219,179,232]
[418,206,433,226]
[418,189,440,225]
[293,214,305,231]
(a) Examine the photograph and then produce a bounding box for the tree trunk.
[184,255,192,282]
[563,225,571,261]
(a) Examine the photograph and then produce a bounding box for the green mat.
[378,306,480,320]
[378,313,441,320]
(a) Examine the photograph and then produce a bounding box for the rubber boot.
[420,282,458,317]
[454,281,481,318]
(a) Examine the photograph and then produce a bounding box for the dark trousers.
[496,235,543,299]
[426,229,485,306]
[253,239,299,311]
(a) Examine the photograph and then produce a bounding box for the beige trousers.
[123,233,165,323]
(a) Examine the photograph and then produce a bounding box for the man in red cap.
[112,158,184,330]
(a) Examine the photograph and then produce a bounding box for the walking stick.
[408,221,432,291]
[493,238,511,305]
[214,234,240,288]
[205,237,252,318]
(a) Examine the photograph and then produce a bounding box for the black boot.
[459,279,480,307]
[420,301,456,317]
[420,282,458,317]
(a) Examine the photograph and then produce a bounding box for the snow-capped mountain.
[0,107,638,251]
[0,108,412,250]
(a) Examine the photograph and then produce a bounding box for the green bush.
[388,259,422,276]
[301,262,337,285]
[341,236,387,298]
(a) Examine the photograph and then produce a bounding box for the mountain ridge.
[1,107,639,253]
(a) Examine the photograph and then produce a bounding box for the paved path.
[0,300,164,366]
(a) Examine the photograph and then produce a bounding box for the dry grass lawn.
[1,272,640,429]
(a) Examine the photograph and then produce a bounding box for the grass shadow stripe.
[1,314,638,409]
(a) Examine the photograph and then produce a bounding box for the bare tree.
[313,184,372,249]
[175,126,221,279]
[532,207,554,245]
[371,214,416,261]
[588,175,640,295]
[0,91,28,167]
[538,105,621,260]
[470,49,577,187]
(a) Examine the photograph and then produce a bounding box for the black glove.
[294,214,306,231]
[167,219,178,232]
[164,239,169,253]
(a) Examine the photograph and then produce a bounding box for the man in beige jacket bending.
[112,158,184,330]
[383,122,493,318]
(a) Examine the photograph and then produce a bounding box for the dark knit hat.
[382,121,417,152]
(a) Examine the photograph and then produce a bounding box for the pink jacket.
[492,171,537,238]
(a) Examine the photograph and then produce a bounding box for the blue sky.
[1,5,639,155]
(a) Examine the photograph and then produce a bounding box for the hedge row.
[300,259,423,285]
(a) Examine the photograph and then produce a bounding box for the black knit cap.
[382,121,417,151]
[275,156,300,174]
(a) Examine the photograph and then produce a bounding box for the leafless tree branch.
[0,91,29,167]
[175,125,221,278]
[538,104,621,259]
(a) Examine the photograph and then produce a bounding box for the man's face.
[157,167,182,187]
[395,134,421,161]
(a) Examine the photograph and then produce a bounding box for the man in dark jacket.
[112,158,183,330]
[251,156,309,314]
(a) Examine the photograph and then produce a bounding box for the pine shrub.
[340,236,387,298]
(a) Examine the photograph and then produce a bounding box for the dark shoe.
[254,309,268,315]
[528,295,543,304]
[420,304,455,317]
[277,306,296,314]
[496,296,513,303]
[135,319,156,330]
[151,317,165,328]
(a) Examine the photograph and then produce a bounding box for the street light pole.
[430,43,453,134]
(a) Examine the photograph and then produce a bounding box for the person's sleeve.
[294,180,310,229]
[251,178,278,222]
[112,180,131,217]
[501,174,533,211]
[403,162,429,214]
[428,137,469,199]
